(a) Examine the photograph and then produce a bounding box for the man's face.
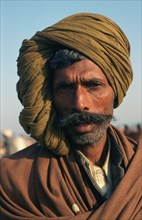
[53,58,114,147]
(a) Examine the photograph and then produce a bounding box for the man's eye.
[86,82,101,88]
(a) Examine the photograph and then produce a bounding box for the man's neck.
[78,133,107,166]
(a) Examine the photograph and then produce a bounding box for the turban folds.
[17,13,133,155]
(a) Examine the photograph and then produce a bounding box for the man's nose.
[72,85,90,112]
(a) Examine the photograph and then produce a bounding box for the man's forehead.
[54,59,107,82]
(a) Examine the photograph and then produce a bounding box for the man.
[0,13,141,220]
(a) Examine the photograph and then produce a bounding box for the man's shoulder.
[109,125,138,146]
[0,143,53,175]
[1,142,40,160]
[0,143,56,187]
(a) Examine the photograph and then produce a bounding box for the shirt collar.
[76,139,111,176]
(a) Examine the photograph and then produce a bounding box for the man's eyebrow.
[55,78,99,84]
[53,80,74,88]
[82,77,103,81]
[81,76,106,83]
[54,74,106,85]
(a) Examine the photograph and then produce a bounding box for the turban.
[17,13,133,155]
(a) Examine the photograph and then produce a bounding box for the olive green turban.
[17,13,133,155]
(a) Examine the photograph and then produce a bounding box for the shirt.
[76,140,113,198]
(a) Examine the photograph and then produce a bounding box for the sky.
[1,0,142,135]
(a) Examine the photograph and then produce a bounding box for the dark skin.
[53,58,114,165]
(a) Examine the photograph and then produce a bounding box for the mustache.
[56,112,114,128]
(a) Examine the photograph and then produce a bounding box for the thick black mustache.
[56,112,113,128]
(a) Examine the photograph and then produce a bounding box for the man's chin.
[66,123,109,148]
[66,130,102,148]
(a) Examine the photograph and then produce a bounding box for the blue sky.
[1,0,141,134]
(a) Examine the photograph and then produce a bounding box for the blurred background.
[1,0,141,157]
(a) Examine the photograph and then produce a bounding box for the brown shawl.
[0,126,141,219]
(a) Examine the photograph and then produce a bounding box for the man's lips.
[72,124,94,133]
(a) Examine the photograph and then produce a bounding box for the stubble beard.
[66,122,109,148]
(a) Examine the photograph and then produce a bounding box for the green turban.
[17,13,133,155]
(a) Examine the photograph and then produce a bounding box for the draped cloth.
[16,13,133,155]
[0,126,141,220]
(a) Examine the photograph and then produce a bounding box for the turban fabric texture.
[17,13,133,155]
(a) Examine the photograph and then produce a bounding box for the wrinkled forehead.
[53,58,109,84]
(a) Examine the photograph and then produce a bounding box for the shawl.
[0,126,141,220]
[16,13,133,155]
